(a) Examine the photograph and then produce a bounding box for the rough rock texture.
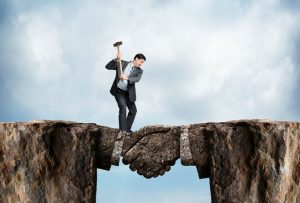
[122,125,181,178]
[0,120,118,203]
[121,120,300,203]
[95,125,118,170]
[206,120,300,203]
[1,119,300,203]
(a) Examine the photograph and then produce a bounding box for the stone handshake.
[118,124,210,179]
[112,120,300,203]
[2,120,300,203]
[121,125,181,178]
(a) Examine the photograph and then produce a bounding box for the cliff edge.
[0,120,299,202]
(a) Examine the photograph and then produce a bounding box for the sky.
[0,0,299,202]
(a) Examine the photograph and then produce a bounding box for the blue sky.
[1,0,299,202]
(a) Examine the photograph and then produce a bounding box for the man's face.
[133,58,145,67]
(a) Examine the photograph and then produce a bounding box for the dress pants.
[114,88,137,131]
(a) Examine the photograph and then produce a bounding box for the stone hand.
[122,126,180,178]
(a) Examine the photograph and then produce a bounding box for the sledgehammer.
[113,41,123,78]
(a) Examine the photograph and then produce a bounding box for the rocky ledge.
[0,120,299,203]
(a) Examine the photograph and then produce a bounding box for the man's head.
[133,53,146,68]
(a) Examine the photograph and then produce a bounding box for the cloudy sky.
[1,0,299,202]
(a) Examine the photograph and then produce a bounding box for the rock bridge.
[0,120,300,202]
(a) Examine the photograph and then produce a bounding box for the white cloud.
[20,14,69,82]
[98,162,211,203]
[112,191,211,203]
[1,0,300,202]
[2,0,299,124]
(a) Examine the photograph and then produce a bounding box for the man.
[105,53,146,134]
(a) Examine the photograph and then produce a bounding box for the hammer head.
[113,41,122,47]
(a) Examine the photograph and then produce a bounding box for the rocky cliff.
[0,120,299,203]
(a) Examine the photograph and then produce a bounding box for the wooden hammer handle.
[116,46,123,77]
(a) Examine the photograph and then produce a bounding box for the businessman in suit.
[105,53,146,133]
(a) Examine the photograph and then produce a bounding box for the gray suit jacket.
[105,59,143,102]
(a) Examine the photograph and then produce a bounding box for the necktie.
[129,65,134,76]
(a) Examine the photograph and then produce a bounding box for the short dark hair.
[134,53,146,61]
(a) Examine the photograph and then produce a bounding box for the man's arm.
[128,70,143,84]
[105,59,118,70]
